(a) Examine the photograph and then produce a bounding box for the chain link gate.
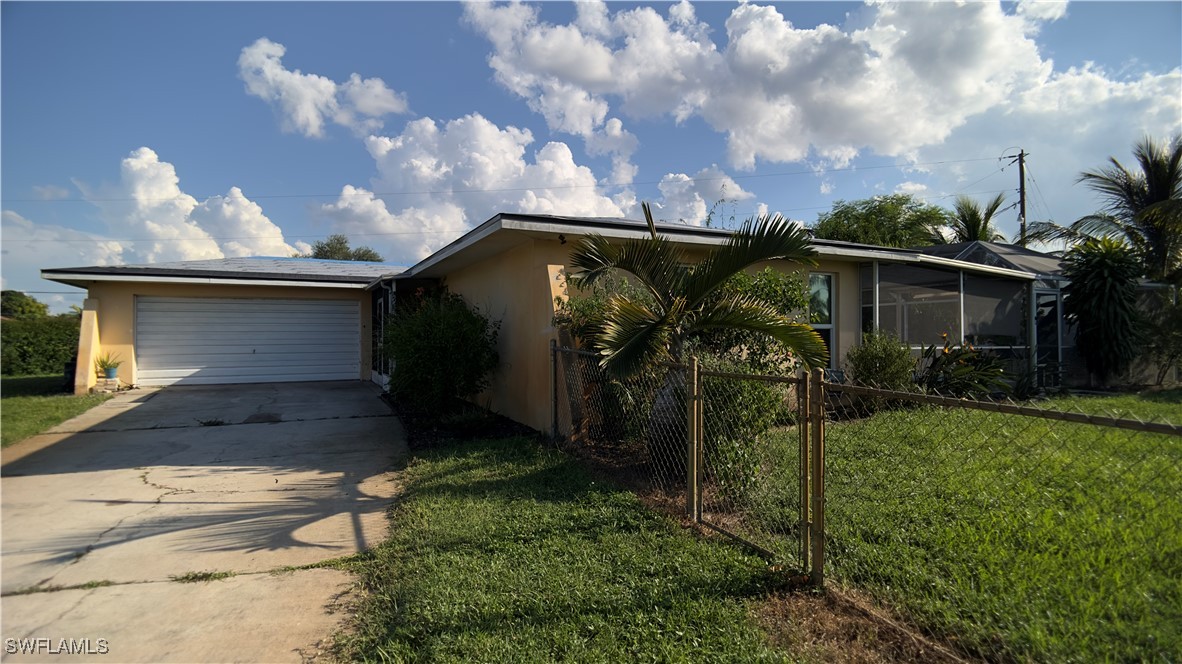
[551,342,825,582]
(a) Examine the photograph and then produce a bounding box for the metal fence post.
[798,371,811,574]
[690,361,699,522]
[809,366,826,586]
[687,356,701,520]
[550,339,559,441]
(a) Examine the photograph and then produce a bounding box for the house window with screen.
[809,273,836,368]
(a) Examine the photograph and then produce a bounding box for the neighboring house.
[45,213,1055,432]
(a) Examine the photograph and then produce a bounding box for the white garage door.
[135,297,360,386]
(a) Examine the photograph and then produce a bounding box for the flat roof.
[42,256,407,289]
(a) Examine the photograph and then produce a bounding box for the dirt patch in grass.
[757,587,969,664]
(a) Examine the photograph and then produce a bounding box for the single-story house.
[46,213,1067,433]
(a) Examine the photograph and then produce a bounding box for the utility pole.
[1004,149,1029,246]
[1017,150,1027,247]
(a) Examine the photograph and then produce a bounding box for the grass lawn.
[335,436,796,663]
[1049,387,1182,422]
[1,375,111,447]
[747,388,1181,662]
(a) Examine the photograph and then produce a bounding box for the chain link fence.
[821,380,1181,662]
[551,344,1180,661]
[552,346,690,509]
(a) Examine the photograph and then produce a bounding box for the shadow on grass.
[1,375,69,397]
[1137,388,1182,404]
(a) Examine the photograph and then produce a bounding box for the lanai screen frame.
[859,261,1064,378]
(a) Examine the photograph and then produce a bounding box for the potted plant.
[95,352,122,379]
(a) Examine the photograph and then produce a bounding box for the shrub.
[1062,237,1145,386]
[693,268,811,374]
[915,335,1008,397]
[700,353,784,501]
[384,291,500,413]
[845,330,915,389]
[1,316,79,376]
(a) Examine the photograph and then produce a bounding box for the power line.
[6,186,1016,243]
[2,156,1003,204]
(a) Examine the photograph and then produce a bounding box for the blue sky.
[3,1,1180,311]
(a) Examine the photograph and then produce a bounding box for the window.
[809,273,836,368]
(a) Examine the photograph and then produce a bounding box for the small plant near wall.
[94,352,122,379]
[915,335,1007,397]
[846,330,915,390]
[384,290,500,414]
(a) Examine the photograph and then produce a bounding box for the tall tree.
[1062,237,1145,386]
[569,203,827,378]
[304,234,384,262]
[947,193,1007,243]
[811,194,948,248]
[1028,135,1182,283]
[1,290,49,319]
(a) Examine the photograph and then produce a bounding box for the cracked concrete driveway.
[1,381,405,662]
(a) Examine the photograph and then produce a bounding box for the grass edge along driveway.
[1,375,112,448]
[333,436,797,663]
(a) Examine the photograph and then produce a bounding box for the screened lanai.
[858,260,1069,385]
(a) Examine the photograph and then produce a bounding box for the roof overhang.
[392,213,1039,282]
[41,271,370,290]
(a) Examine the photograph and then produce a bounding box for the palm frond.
[568,233,687,309]
[1024,221,1085,245]
[598,296,681,377]
[685,214,816,309]
[692,295,829,368]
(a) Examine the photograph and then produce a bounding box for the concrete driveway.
[1,381,405,662]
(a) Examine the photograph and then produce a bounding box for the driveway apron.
[1,381,405,662]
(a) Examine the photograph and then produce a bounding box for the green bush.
[694,268,811,374]
[846,330,915,389]
[701,354,784,501]
[384,291,500,413]
[1,316,79,376]
[1062,237,1145,385]
[915,336,1008,397]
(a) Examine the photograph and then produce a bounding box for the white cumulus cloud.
[656,165,756,226]
[464,0,1175,180]
[239,37,408,138]
[322,113,628,264]
[75,147,302,264]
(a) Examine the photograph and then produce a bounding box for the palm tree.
[568,203,828,378]
[948,193,1007,243]
[1027,135,1182,283]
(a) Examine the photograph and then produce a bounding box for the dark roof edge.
[41,266,375,284]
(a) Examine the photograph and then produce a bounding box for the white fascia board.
[41,272,368,289]
[503,218,726,247]
[812,245,918,262]
[403,216,505,276]
[914,255,1036,280]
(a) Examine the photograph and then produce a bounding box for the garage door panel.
[141,363,359,378]
[135,297,361,386]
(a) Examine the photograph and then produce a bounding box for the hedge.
[1,316,80,376]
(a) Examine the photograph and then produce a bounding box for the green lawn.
[334,436,796,663]
[745,388,1181,662]
[1,375,111,447]
[1049,388,1182,422]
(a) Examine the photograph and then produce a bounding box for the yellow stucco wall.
[443,236,865,432]
[78,281,371,390]
[443,238,572,431]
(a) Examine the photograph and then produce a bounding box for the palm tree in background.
[947,193,1008,243]
[1027,135,1182,283]
[568,203,828,378]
